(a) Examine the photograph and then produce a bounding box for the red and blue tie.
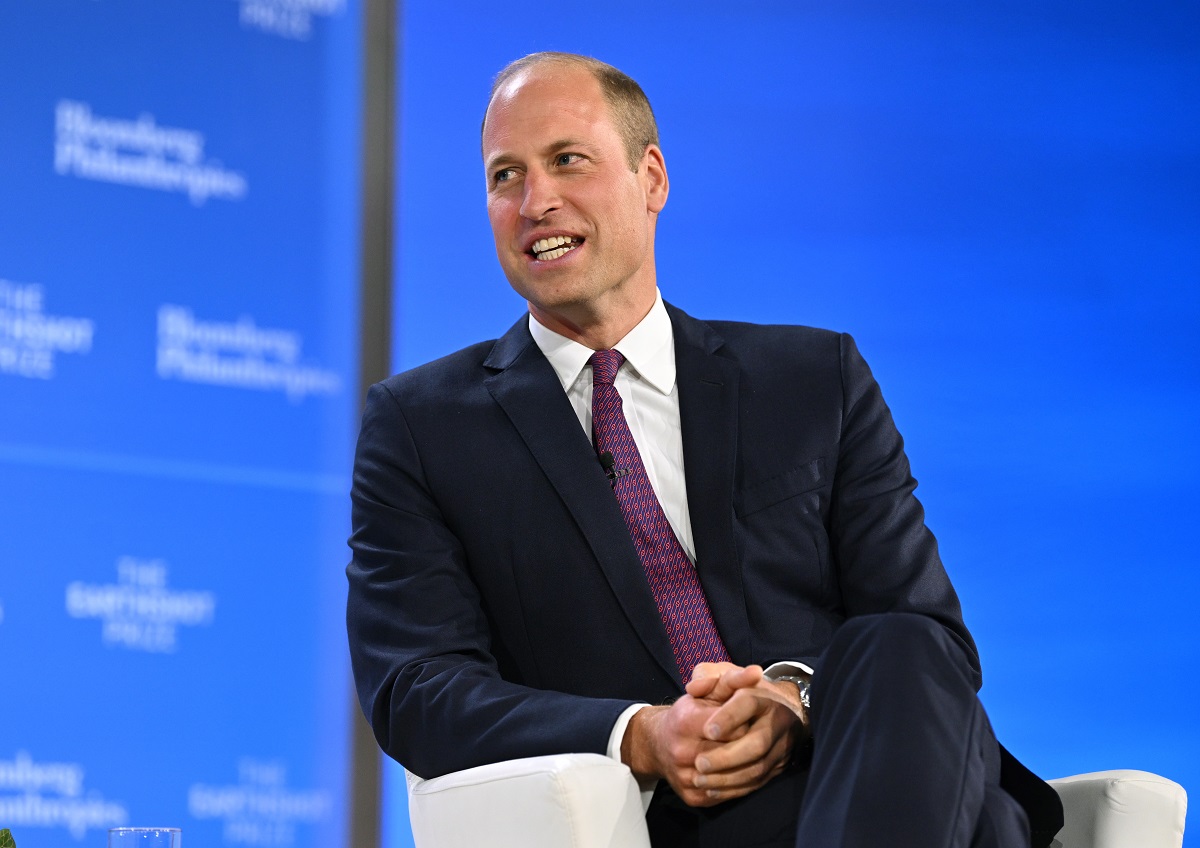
[589,349,731,680]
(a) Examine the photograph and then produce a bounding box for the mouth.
[528,235,583,262]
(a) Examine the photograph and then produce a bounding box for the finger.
[697,700,799,774]
[684,675,720,699]
[708,676,806,724]
[698,664,764,704]
[696,719,778,774]
[692,724,792,799]
[673,750,782,808]
[673,780,737,808]
[696,753,788,796]
[718,664,763,689]
[686,662,747,700]
[702,687,769,740]
[690,661,739,681]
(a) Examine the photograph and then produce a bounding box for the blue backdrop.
[1,0,360,845]
[1,1,1194,846]
[387,2,1197,845]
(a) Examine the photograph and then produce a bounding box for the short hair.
[484,52,660,172]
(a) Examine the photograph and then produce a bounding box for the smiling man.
[481,58,666,351]
[347,52,1063,848]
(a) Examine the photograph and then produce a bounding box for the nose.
[518,169,560,221]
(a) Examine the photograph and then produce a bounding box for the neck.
[528,289,657,351]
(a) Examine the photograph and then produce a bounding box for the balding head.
[484,52,659,172]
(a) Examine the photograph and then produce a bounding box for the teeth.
[531,235,580,258]
[537,245,576,261]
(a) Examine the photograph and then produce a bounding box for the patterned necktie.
[589,349,730,680]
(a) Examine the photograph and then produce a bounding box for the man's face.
[482,64,667,335]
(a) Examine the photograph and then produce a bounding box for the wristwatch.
[773,675,812,711]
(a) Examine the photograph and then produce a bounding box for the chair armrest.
[405,753,652,848]
[1048,770,1187,848]
[405,760,1188,848]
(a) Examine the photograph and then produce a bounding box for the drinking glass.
[108,828,181,847]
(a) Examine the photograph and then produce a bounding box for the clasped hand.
[623,663,809,807]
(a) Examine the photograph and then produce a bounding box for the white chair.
[406,755,651,848]
[406,754,1187,848]
[1048,770,1188,848]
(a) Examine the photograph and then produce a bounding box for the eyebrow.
[485,138,591,174]
[544,138,584,156]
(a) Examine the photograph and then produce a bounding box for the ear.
[640,144,669,213]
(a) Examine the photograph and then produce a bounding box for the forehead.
[482,65,620,162]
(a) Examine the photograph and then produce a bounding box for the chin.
[514,278,595,311]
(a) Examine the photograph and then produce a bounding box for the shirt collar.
[528,291,676,396]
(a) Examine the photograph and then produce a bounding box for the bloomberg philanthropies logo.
[54,100,247,206]
[156,304,341,402]
[0,751,128,840]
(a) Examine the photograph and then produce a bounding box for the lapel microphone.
[598,451,630,483]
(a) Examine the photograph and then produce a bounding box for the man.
[347,52,1062,847]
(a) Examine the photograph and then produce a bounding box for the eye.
[493,167,516,184]
[555,153,582,167]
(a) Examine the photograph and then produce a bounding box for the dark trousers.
[646,613,1031,848]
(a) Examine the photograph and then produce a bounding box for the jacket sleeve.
[827,333,981,688]
[346,381,635,779]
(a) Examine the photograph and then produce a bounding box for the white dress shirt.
[529,292,810,802]
[528,291,695,561]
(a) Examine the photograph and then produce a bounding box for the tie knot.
[590,349,625,386]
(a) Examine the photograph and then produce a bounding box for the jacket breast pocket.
[735,457,826,517]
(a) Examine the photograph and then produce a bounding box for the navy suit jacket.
[346,303,1062,845]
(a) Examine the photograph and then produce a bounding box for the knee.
[840,611,944,646]
[809,614,986,739]
[827,612,976,677]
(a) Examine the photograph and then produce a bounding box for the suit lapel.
[668,305,754,665]
[483,316,681,685]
